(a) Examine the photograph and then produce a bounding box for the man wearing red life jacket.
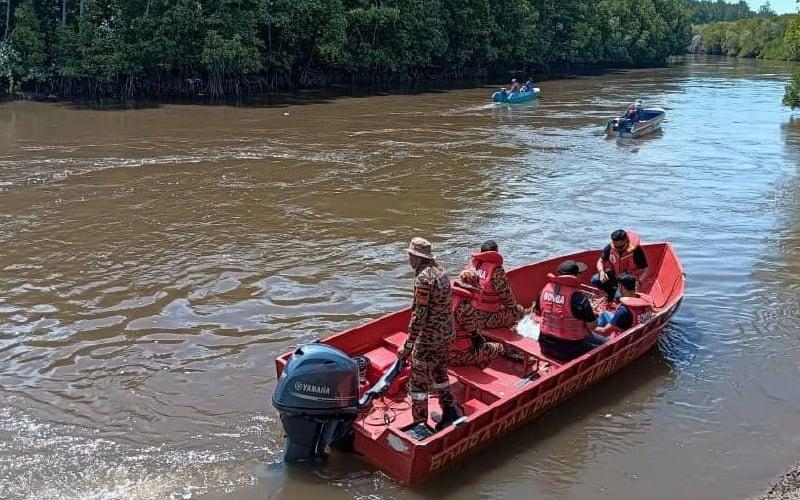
[594,273,654,336]
[449,272,505,370]
[591,229,650,300]
[464,240,525,330]
[537,260,603,362]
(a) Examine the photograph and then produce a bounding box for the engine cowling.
[272,343,360,461]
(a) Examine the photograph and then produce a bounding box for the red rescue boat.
[273,243,684,484]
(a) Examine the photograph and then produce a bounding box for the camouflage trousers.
[408,343,453,423]
[484,305,524,329]
[449,341,505,370]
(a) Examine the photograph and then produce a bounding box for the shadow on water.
[24,62,690,112]
[0,55,783,114]
[608,128,666,150]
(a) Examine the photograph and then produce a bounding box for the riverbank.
[0,0,691,100]
[762,462,800,500]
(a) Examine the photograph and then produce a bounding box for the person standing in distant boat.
[625,103,639,124]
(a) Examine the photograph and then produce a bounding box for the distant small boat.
[606,106,666,138]
[492,88,541,104]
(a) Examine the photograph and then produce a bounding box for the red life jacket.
[451,282,476,351]
[606,231,643,277]
[539,273,587,341]
[468,251,503,313]
[619,293,654,329]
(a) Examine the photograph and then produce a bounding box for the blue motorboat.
[492,88,541,104]
[606,102,666,138]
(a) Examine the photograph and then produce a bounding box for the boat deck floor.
[353,328,561,440]
[353,298,666,441]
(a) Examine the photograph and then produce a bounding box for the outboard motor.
[272,343,360,461]
[272,343,405,462]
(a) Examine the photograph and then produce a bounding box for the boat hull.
[492,88,541,103]
[274,243,684,484]
[606,107,666,138]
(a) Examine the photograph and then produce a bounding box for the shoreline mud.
[761,461,800,500]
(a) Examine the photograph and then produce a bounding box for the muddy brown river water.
[0,56,799,500]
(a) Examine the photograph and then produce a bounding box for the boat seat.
[362,346,398,381]
[464,397,488,414]
[483,327,561,367]
[383,331,408,350]
[450,364,522,397]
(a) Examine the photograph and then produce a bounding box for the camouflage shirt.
[408,261,454,347]
[454,298,486,339]
[491,266,519,308]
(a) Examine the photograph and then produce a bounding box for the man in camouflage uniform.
[464,240,525,329]
[397,237,461,431]
[449,271,505,370]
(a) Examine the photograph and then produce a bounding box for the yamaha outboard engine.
[272,343,360,461]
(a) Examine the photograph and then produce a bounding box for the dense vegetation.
[785,70,800,109]
[686,0,754,24]
[694,14,799,60]
[0,0,692,100]
[786,13,800,110]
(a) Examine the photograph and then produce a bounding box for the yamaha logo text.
[294,382,331,395]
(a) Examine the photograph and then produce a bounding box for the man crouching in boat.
[397,237,462,431]
[594,273,654,336]
[449,270,505,369]
[464,240,525,329]
[537,260,604,362]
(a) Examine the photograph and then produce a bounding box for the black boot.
[433,404,462,431]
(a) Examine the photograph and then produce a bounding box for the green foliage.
[202,31,263,95]
[9,0,48,83]
[786,13,800,60]
[784,69,800,110]
[696,14,798,60]
[1,0,693,98]
[0,41,19,93]
[686,0,753,24]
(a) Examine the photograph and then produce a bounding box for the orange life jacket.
[539,273,587,341]
[606,231,643,277]
[619,293,654,329]
[468,251,503,313]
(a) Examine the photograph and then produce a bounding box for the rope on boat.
[360,397,411,427]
